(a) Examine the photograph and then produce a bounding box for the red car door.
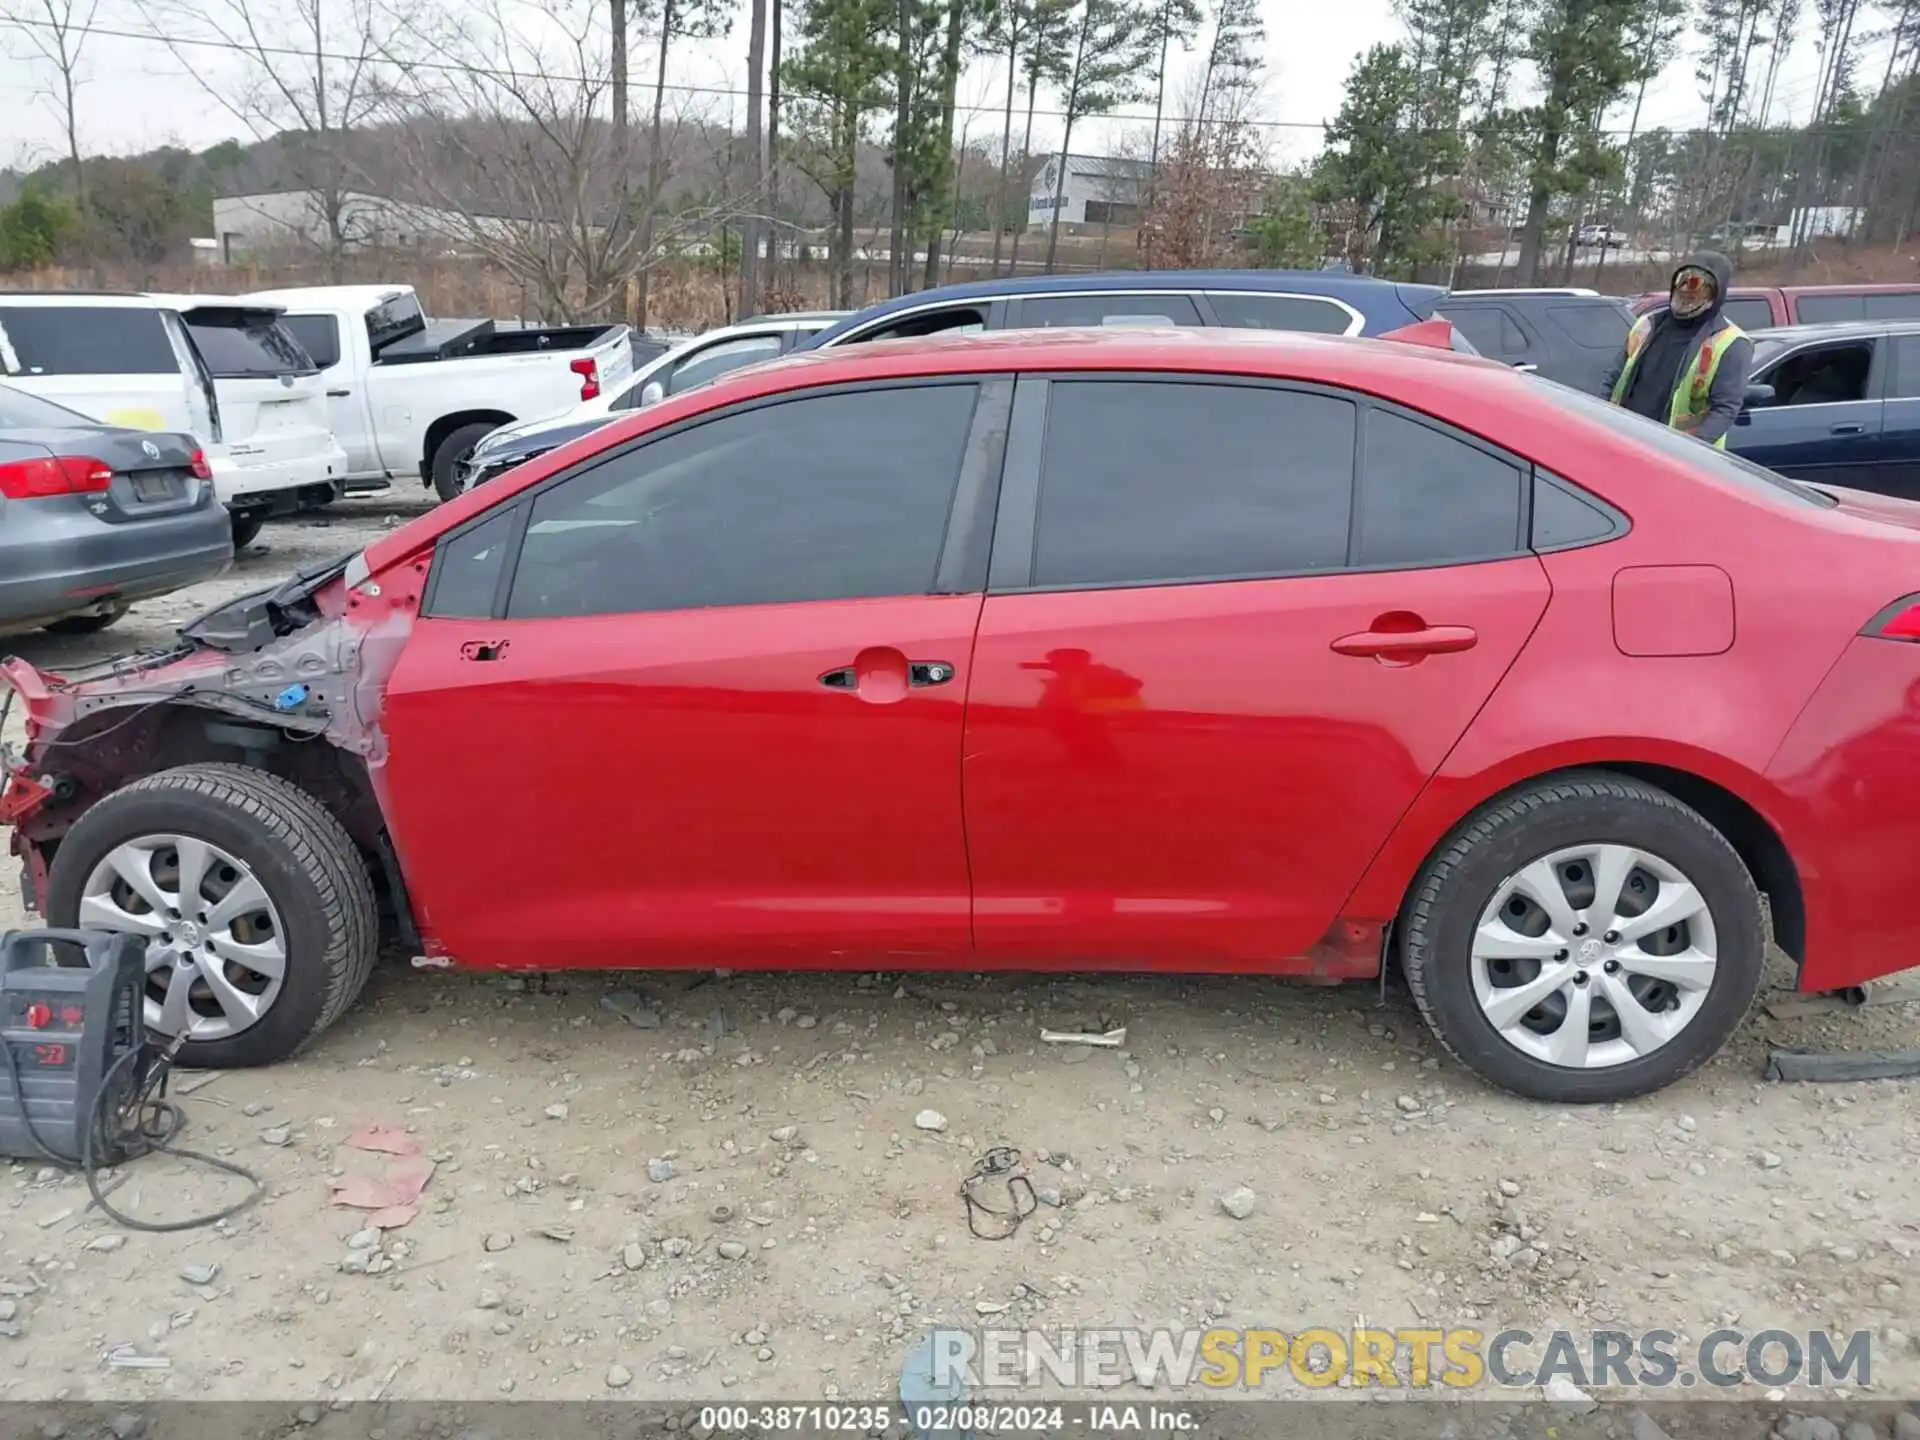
[964,377,1552,967]
[379,379,1006,969]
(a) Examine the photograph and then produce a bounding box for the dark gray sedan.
[0,385,233,636]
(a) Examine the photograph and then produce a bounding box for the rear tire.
[230,512,265,548]
[46,763,379,1068]
[42,601,131,636]
[430,422,498,502]
[1402,770,1764,1102]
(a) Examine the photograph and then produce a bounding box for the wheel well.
[421,411,513,480]
[27,704,418,950]
[1389,761,1806,979]
[1598,762,1804,964]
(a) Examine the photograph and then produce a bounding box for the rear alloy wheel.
[46,764,379,1068]
[1403,772,1764,1102]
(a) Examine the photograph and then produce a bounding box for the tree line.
[2,0,1916,310]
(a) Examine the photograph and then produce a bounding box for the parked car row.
[10,316,1920,1107]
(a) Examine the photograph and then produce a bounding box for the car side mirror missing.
[639,381,666,407]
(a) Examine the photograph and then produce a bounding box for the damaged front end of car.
[0,547,424,942]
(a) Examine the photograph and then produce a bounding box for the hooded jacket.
[1601,251,1755,445]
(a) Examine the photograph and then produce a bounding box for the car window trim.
[429,374,1014,621]
[1201,290,1365,337]
[1530,466,1629,552]
[987,371,1539,597]
[421,500,532,618]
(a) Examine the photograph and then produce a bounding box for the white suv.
[0,292,345,544]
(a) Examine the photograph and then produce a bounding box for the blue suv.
[801,270,1461,350]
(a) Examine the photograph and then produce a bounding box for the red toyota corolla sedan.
[5,328,1919,1101]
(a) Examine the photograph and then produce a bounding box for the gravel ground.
[0,494,1916,1420]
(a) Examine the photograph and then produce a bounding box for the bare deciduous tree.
[136,0,392,275]
[383,0,757,320]
[2,0,100,209]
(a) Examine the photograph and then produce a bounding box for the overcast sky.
[0,0,1882,186]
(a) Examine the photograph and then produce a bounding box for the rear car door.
[0,303,198,433]
[962,375,1552,967]
[1880,333,1920,501]
[1733,336,1886,487]
[379,377,1009,968]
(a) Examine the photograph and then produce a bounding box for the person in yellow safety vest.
[1602,251,1755,449]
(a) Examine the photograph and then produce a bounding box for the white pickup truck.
[245,284,634,500]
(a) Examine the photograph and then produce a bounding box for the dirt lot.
[0,494,1917,1421]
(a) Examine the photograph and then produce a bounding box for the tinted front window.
[0,383,99,429]
[666,335,783,395]
[1355,409,1523,566]
[1765,342,1874,405]
[1533,376,1832,507]
[0,305,178,376]
[507,384,979,619]
[1720,298,1778,331]
[1020,294,1203,328]
[186,314,318,377]
[1208,293,1355,335]
[1032,380,1355,587]
[283,314,342,368]
[1437,306,1527,357]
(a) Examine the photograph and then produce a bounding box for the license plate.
[131,472,171,502]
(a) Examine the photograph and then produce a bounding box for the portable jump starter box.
[0,929,151,1166]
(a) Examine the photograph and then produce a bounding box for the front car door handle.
[1330,625,1478,660]
[909,662,954,686]
[327,388,352,398]
[1830,422,1867,436]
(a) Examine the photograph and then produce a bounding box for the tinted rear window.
[1547,302,1631,349]
[1533,376,1833,507]
[1208,292,1356,335]
[1720,297,1778,331]
[1864,292,1920,320]
[1020,294,1204,328]
[1032,380,1356,587]
[1796,294,1865,324]
[283,314,342,368]
[0,305,179,376]
[186,313,317,377]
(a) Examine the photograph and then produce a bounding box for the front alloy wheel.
[80,834,288,1043]
[46,763,380,1068]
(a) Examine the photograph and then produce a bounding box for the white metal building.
[1027,155,1154,231]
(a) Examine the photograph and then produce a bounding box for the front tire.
[1402,771,1764,1103]
[230,512,265,548]
[46,764,379,1068]
[430,422,498,503]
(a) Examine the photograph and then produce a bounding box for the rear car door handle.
[1330,625,1478,660]
[1830,422,1867,436]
